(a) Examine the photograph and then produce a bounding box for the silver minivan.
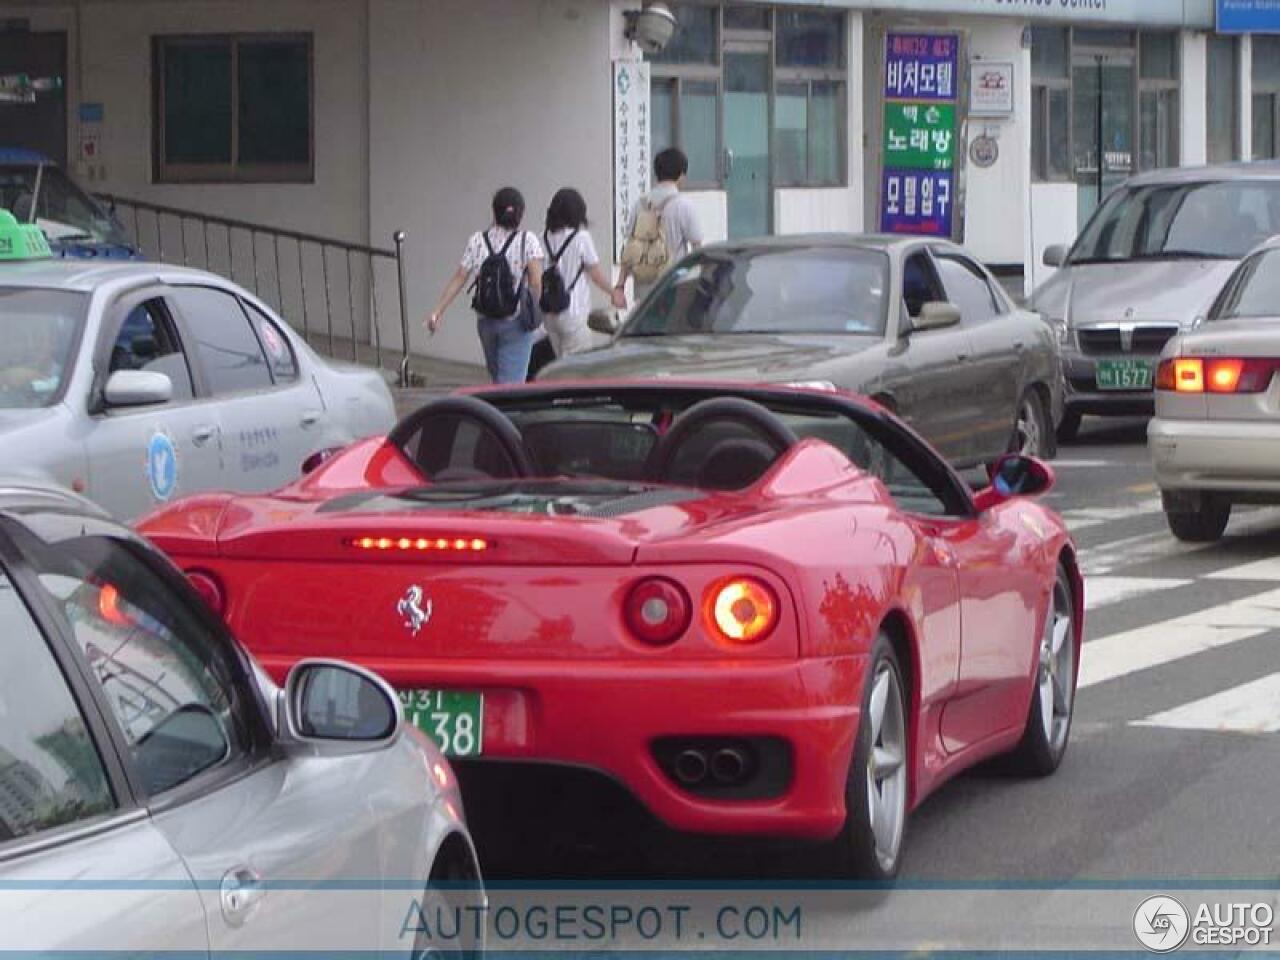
[1031,163,1280,440]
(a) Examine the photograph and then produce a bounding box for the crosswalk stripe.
[1205,557,1280,581]
[1084,576,1191,611]
[1133,673,1280,734]
[1078,587,1280,689]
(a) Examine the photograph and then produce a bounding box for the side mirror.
[974,454,1056,511]
[103,369,172,408]
[911,301,962,333]
[280,659,401,753]
[1042,244,1069,268]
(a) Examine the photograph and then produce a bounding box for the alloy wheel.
[865,662,907,873]
[1015,396,1043,456]
[1037,575,1075,753]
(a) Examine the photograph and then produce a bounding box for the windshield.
[623,246,890,337]
[1210,249,1280,321]
[1070,180,1280,264]
[0,164,130,246]
[0,289,86,408]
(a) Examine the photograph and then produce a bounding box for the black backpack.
[471,230,523,319]
[539,229,584,315]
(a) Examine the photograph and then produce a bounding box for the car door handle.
[191,424,217,447]
[300,410,322,428]
[220,866,265,927]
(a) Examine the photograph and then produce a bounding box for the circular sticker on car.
[146,432,179,502]
[259,321,286,360]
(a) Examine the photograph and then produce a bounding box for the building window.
[1139,32,1179,171]
[153,34,313,183]
[1252,37,1280,159]
[649,4,846,189]
[1207,35,1240,164]
[1031,27,1070,182]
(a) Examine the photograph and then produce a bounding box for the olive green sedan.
[543,235,1062,468]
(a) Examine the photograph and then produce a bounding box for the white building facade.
[0,0,1275,366]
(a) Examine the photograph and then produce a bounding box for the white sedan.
[0,258,394,519]
[1149,237,1280,541]
[0,482,482,956]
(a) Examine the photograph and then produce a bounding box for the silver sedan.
[544,235,1063,468]
[0,259,395,519]
[0,482,482,955]
[1150,238,1280,542]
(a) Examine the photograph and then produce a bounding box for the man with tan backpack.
[616,147,704,308]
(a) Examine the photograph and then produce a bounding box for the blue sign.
[884,33,958,102]
[880,169,955,237]
[1217,0,1280,33]
[78,102,104,123]
[147,432,178,502]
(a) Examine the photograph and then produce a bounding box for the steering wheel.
[387,394,534,480]
[644,397,799,485]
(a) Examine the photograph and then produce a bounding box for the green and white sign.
[883,102,957,171]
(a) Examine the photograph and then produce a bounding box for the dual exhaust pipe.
[673,745,751,787]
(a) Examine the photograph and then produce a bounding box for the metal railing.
[96,193,414,387]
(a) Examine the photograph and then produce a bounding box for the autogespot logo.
[1134,896,1191,953]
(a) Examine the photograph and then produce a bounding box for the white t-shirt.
[460,226,544,291]
[543,228,600,319]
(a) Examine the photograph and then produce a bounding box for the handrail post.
[394,230,411,388]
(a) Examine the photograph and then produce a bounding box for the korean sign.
[613,60,652,260]
[880,32,960,238]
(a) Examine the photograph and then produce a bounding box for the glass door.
[723,43,771,239]
[1073,53,1135,224]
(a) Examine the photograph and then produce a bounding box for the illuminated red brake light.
[348,536,491,552]
[704,577,779,644]
[624,577,692,646]
[186,570,226,617]
[1158,357,1280,394]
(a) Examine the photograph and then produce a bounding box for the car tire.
[1055,409,1082,444]
[830,631,909,880]
[1010,389,1053,459]
[1006,564,1077,777]
[1164,493,1231,543]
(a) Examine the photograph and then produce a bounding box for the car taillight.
[705,577,778,644]
[348,536,491,552]
[624,577,692,646]
[1156,357,1280,394]
[186,570,226,617]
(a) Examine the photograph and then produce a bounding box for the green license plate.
[1096,359,1153,390]
[398,689,483,757]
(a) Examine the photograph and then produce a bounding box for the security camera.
[625,2,677,55]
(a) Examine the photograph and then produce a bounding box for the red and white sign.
[969,61,1014,117]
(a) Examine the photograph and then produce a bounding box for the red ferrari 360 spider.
[138,382,1082,879]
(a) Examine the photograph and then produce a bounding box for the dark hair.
[492,186,525,229]
[654,147,689,183]
[545,188,589,234]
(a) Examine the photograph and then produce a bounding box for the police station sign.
[879,32,959,238]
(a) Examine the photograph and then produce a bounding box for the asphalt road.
[463,415,1280,884]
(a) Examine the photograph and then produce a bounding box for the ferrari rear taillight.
[186,570,226,617]
[705,577,778,644]
[1156,357,1280,394]
[348,536,491,552]
[624,577,692,646]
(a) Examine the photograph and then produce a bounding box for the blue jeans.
[476,315,535,384]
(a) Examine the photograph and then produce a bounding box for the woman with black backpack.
[426,187,544,384]
[537,188,625,359]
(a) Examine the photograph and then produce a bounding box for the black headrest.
[696,437,778,491]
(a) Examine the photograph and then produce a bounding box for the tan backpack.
[621,195,672,283]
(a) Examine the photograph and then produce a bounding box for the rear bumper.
[1149,417,1280,496]
[259,654,865,840]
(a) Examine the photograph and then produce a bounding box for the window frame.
[931,249,1003,325]
[1137,31,1180,171]
[1206,34,1241,164]
[1251,37,1280,160]
[152,32,315,185]
[91,287,203,415]
[0,515,278,813]
[241,300,302,384]
[648,2,848,191]
[168,284,278,397]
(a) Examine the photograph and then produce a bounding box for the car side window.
[901,252,945,320]
[21,534,249,797]
[934,255,1000,326]
[0,566,115,843]
[109,300,195,401]
[170,287,273,396]
[243,302,299,383]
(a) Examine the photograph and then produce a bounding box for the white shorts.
[543,312,593,357]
